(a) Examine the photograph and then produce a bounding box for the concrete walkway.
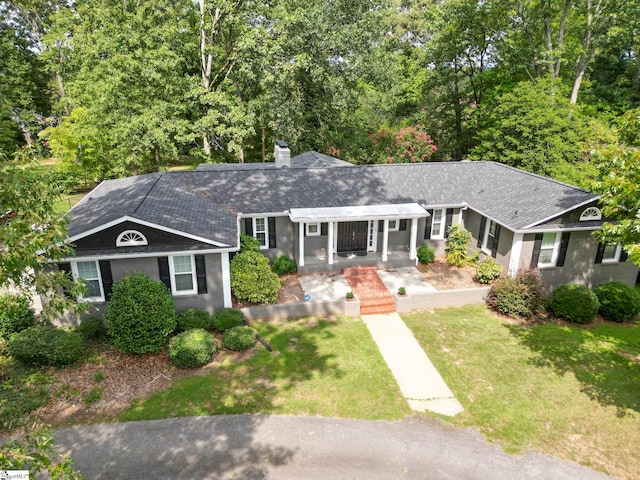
[362,313,464,416]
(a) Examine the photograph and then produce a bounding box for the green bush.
[485,268,544,318]
[272,255,297,275]
[212,308,245,332]
[176,309,212,331]
[76,316,107,342]
[416,244,435,264]
[445,224,472,267]
[104,273,177,354]
[222,325,256,351]
[9,326,85,367]
[594,281,640,323]
[475,258,503,284]
[0,294,36,340]
[550,284,600,324]
[168,329,217,368]
[240,233,260,251]
[230,250,281,304]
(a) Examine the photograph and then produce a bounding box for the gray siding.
[538,200,600,227]
[240,216,294,260]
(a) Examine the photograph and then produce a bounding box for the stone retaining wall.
[394,287,489,313]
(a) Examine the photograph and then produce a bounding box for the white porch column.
[508,232,524,277]
[221,251,232,308]
[409,217,418,260]
[328,221,334,265]
[382,219,389,262]
[298,222,305,267]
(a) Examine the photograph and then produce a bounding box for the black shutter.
[378,220,384,232]
[158,257,172,291]
[321,223,328,236]
[477,216,486,247]
[268,217,276,249]
[99,260,113,300]
[531,234,543,268]
[490,224,501,258]
[556,232,571,267]
[444,208,454,238]
[424,209,433,239]
[620,249,628,262]
[244,218,253,236]
[399,219,407,231]
[195,255,207,294]
[303,222,307,237]
[594,242,605,264]
[58,262,73,298]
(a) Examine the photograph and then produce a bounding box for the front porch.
[298,251,416,274]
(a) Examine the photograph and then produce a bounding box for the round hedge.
[212,308,245,332]
[9,326,85,367]
[550,284,600,324]
[76,316,107,342]
[0,294,36,340]
[104,273,176,354]
[168,329,217,368]
[176,309,212,332]
[594,282,640,323]
[222,325,256,351]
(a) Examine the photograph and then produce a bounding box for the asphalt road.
[53,415,616,480]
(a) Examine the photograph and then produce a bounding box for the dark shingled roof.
[67,160,598,245]
[194,151,350,171]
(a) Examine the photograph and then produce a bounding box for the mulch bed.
[417,256,481,290]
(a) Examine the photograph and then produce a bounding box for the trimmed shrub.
[0,294,36,340]
[9,326,85,367]
[417,244,435,264]
[76,316,107,342]
[594,281,640,323]
[475,258,503,284]
[240,233,260,251]
[230,250,281,304]
[272,255,297,275]
[168,329,217,368]
[104,273,177,354]
[485,268,544,318]
[212,308,245,332]
[445,224,472,267]
[550,284,600,324]
[176,309,212,332]
[222,325,256,351]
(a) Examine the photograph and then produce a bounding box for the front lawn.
[402,306,640,480]
[119,316,410,421]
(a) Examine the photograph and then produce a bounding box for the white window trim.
[306,222,320,236]
[388,219,400,232]
[116,230,148,247]
[168,254,197,295]
[71,260,105,302]
[537,233,562,268]
[601,244,623,264]
[253,217,269,250]
[431,209,445,239]
[481,219,496,254]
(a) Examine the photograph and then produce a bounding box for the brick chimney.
[274,140,291,167]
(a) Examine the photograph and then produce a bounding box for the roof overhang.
[289,203,428,222]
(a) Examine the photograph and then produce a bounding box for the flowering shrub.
[369,125,437,164]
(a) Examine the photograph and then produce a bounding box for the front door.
[337,221,369,255]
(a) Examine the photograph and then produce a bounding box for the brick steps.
[343,266,395,315]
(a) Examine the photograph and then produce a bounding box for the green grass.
[119,317,409,422]
[53,192,86,215]
[402,305,640,479]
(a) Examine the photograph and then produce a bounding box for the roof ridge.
[484,161,592,194]
[132,173,164,215]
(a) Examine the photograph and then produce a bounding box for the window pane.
[85,279,102,298]
[174,273,193,291]
[488,221,497,237]
[538,250,553,265]
[255,218,265,231]
[603,244,618,260]
[308,223,318,234]
[77,261,98,279]
[173,256,192,274]
[257,232,266,246]
[433,210,442,223]
[432,223,441,236]
[541,233,556,249]
[389,220,397,229]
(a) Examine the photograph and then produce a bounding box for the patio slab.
[377,267,437,295]
[298,273,352,302]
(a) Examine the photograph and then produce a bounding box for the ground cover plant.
[402,305,640,479]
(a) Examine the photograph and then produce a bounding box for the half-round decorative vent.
[116,230,148,247]
[580,207,602,221]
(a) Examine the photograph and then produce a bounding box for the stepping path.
[343,266,395,314]
[362,312,464,416]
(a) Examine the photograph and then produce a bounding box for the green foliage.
[83,387,102,405]
[75,316,107,343]
[0,370,52,432]
[0,294,36,339]
[272,255,297,275]
[240,233,260,252]
[168,329,217,368]
[445,224,472,267]
[485,269,545,318]
[0,425,82,478]
[8,326,85,367]
[594,282,640,323]
[416,244,435,264]
[222,325,256,351]
[104,274,176,354]
[230,250,281,304]
[368,125,437,163]
[550,284,600,324]
[212,308,245,333]
[398,286,406,295]
[475,257,503,284]
[176,309,212,332]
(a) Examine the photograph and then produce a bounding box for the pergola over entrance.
[289,203,428,267]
